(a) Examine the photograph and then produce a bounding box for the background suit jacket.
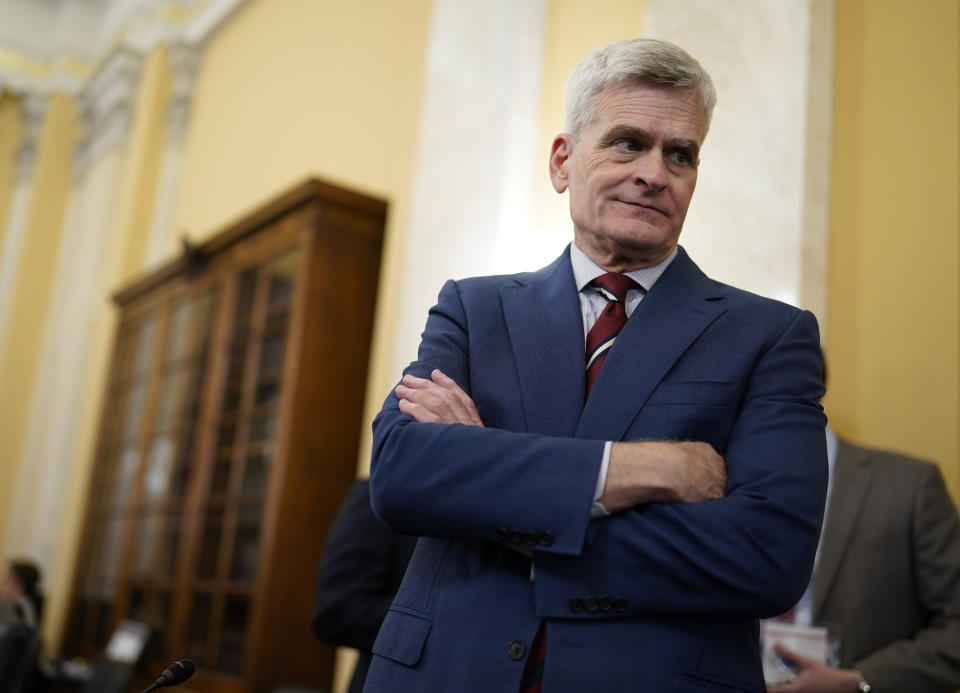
[312,480,417,693]
[366,246,827,692]
[814,438,960,692]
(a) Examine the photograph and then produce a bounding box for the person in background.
[0,560,42,630]
[769,424,960,693]
[312,479,416,693]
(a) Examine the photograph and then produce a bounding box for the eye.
[669,149,694,165]
[614,139,642,152]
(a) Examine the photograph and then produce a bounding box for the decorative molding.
[74,49,143,175]
[143,40,201,266]
[14,93,48,182]
[165,41,202,141]
[0,0,248,98]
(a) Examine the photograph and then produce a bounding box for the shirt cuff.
[590,441,611,518]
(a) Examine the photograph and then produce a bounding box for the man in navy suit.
[365,38,827,692]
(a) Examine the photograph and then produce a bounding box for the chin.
[608,227,673,250]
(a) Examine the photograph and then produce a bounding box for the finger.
[430,370,473,405]
[401,373,433,389]
[427,370,465,401]
[773,644,809,669]
[431,369,459,388]
[773,643,795,660]
[430,370,481,413]
[396,385,448,414]
[426,369,483,420]
[397,379,451,401]
[397,398,440,423]
[398,381,481,426]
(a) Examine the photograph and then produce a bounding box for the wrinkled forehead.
[584,80,707,141]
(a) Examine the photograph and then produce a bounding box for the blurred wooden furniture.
[61,179,386,692]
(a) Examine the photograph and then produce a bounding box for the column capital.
[14,92,48,182]
[165,41,204,141]
[74,49,144,176]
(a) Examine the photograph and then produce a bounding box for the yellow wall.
[0,93,76,545]
[532,0,644,229]
[172,0,433,483]
[0,94,22,254]
[827,0,960,499]
[0,93,23,539]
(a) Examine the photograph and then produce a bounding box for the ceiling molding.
[0,0,248,97]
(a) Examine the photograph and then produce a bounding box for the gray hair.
[564,38,717,137]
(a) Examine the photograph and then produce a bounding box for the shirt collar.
[570,242,678,293]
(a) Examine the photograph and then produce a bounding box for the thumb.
[773,643,808,670]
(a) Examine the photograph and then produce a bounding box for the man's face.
[550,80,705,271]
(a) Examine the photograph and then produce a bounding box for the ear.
[549,134,573,193]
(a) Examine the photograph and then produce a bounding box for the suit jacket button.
[613,598,628,613]
[507,640,526,660]
[584,596,599,613]
[538,531,554,547]
[523,530,538,545]
[495,526,509,541]
[509,529,524,544]
[569,597,584,613]
[598,595,612,612]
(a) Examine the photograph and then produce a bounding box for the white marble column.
[391,0,548,380]
[144,42,202,267]
[643,0,834,328]
[0,93,47,358]
[4,50,143,565]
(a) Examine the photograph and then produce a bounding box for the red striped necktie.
[585,272,640,396]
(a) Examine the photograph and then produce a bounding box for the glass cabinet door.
[69,285,219,657]
[72,313,158,648]
[127,289,219,663]
[186,247,301,675]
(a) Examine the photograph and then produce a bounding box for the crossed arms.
[370,278,827,618]
[396,369,727,511]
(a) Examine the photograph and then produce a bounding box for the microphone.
[141,658,196,692]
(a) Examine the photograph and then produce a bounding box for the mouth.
[616,200,667,217]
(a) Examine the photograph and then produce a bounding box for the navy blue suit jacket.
[366,246,827,692]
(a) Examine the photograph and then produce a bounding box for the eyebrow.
[598,125,651,147]
[599,125,701,160]
[669,138,701,161]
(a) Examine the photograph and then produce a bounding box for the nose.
[631,149,668,191]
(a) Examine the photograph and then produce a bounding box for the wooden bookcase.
[62,179,386,692]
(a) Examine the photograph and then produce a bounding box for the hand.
[601,441,726,512]
[395,369,484,427]
[767,645,860,693]
[396,372,531,557]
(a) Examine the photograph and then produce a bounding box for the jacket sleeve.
[856,464,960,692]
[534,307,828,618]
[370,279,604,557]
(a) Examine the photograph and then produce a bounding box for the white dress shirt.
[568,242,678,517]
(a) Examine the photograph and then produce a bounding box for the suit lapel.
[813,439,873,620]
[501,249,585,437]
[575,247,726,440]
